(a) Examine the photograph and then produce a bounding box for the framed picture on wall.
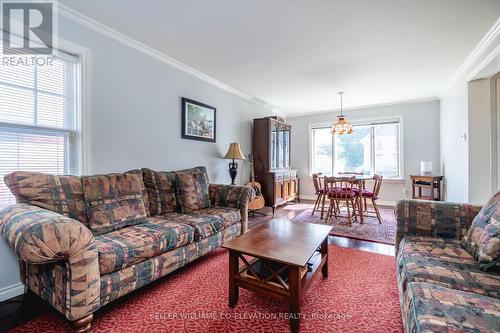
[181,97,216,142]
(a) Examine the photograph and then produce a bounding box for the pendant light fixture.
[331,91,353,135]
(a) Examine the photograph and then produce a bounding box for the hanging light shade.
[331,91,353,135]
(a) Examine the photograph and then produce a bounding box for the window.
[311,120,401,178]
[335,125,371,175]
[0,52,80,208]
[311,127,333,175]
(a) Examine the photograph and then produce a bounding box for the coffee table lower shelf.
[227,237,328,333]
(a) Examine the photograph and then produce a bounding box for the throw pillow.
[4,171,88,226]
[175,166,210,213]
[141,168,177,215]
[125,169,150,216]
[82,173,147,235]
[461,191,500,271]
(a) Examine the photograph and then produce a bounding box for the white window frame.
[0,35,91,176]
[57,38,92,175]
[309,116,404,180]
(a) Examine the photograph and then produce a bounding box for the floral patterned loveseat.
[395,195,500,333]
[0,166,253,332]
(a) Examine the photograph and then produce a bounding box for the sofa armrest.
[209,184,255,233]
[395,199,481,251]
[0,203,100,320]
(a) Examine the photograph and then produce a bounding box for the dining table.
[318,174,374,223]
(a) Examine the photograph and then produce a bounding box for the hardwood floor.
[0,201,395,332]
[249,200,396,256]
[0,291,48,333]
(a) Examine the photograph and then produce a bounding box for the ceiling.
[60,0,500,116]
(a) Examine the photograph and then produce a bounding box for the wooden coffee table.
[222,219,332,333]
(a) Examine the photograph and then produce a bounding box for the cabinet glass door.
[278,124,285,169]
[271,121,278,169]
[284,127,290,168]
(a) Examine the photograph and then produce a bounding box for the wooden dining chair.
[361,174,383,223]
[324,176,358,226]
[311,173,327,217]
[338,172,366,191]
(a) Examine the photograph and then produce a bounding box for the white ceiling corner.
[58,0,500,116]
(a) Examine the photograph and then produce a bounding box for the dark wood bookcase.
[253,116,299,214]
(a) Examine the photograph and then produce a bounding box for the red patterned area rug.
[10,246,402,333]
[291,208,397,245]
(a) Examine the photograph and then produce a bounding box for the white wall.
[0,15,270,299]
[59,16,270,181]
[468,78,495,204]
[496,76,500,190]
[287,100,440,205]
[440,30,500,203]
[440,80,470,202]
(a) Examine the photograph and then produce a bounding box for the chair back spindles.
[324,176,356,199]
[372,175,383,197]
[311,174,328,217]
[324,176,358,225]
[323,176,336,193]
[312,174,321,193]
[357,174,383,224]
[338,172,364,189]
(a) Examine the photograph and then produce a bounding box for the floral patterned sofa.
[0,166,253,332]
[395,194,500,333]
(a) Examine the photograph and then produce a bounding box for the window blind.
[0,53,79,208]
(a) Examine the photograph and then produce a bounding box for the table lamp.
[420,161,433,175]
[224,143,246,185]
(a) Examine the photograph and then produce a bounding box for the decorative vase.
[420,161,433,175]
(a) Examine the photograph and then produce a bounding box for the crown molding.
[285,96,439,118]
[441,17,500,96]
[56,3,275,111]
[466,43,500,81]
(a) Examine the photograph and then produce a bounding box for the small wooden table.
[222,219,332,333]
[410,175,444,201]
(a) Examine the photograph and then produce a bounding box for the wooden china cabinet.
[253,116,299,215]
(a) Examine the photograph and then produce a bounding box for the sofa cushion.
[159,207,240,241]
[95,216,195,274]
[141,168,177,215]
[398,236,474,262]
[125,169,150,217]
[463,216,500,272]
[82,173,147,235]
[397,250,500,299]
[175,166,210,213]
[161,212,224,241]
[194,206,241,229]
[403,282,500,333]
[4,171,88,226]
[461,190,500,271]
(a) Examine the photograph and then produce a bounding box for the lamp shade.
[224,143,246,160]
[420,161,433,175]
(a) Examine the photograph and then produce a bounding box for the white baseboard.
[0,282,25,301]
[371,200,396,207]
[299,195,396,207]
[300,195,321,201]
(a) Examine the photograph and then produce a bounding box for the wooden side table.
[410,175,444,201]
[223,220,332,333]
